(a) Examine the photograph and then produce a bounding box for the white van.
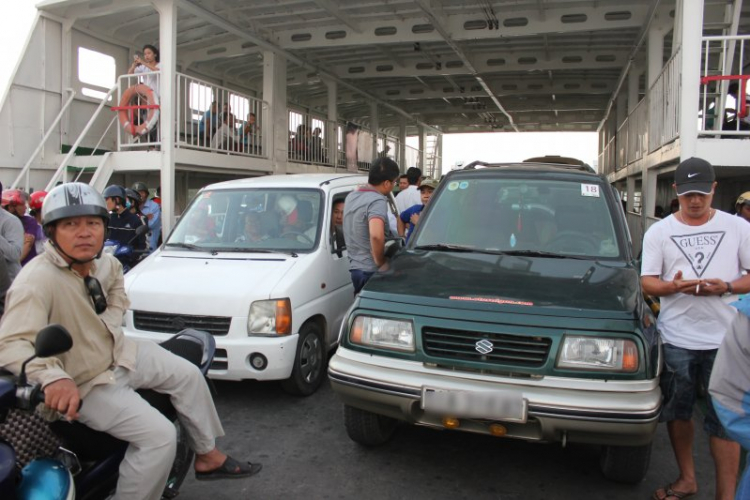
[123,173,367,395]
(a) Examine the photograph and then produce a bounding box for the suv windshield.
[166,188,323,253]
[414,176,622,259]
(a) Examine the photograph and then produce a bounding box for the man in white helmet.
[0,183,261,500]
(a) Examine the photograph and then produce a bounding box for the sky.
[0,1,599,175]
[429,131,598,175]
[0,0,37,105]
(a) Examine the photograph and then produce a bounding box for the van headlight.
[557,336,638,372]
[248,299,292,336]
[349,315,414,352]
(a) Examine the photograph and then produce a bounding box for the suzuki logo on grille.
[171,317,186,330]
[475,339,494,354]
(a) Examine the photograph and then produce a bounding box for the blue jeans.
[350,270,374,295]
[660,344,727,438]
[714,398,750,499]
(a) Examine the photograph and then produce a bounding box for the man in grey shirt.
[343,157,400,294]
[0,182,24,283]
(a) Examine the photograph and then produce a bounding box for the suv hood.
[364,251,639,319]
[125,249,297,316]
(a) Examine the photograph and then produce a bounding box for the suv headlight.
[557,336,638,372]
[349,315,414,352]
[248,299,292,336]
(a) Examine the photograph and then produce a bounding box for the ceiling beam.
[272,4,651,50]
[177,0,443,134]
[311,0,363,34]
[415,0,518,129]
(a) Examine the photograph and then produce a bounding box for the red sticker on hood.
[449,296,534,307]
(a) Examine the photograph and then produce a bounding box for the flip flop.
[652,483,695,500]
[195,456,262,481]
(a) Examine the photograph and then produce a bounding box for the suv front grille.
[422,327,552,367]
[133,311,231,336]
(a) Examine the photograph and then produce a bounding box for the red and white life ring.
[117,84,160,137]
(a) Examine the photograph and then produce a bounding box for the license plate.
[421,388,527,423]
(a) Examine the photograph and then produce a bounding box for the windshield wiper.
[164,242,201,250]
[499,250,590,260]
[413,244,478,253]
[214,247,275,253]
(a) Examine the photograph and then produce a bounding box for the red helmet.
[1,189,24,208]
[29,190,47,211]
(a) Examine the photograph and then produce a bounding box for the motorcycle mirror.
[126,224,149,245]
[35,324,73,358]
[19,325,73,386]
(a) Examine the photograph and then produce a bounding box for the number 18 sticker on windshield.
[581,184,600,197]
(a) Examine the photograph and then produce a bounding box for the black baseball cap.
[674,157,715,195]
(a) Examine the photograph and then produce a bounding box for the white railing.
[117,72,161,149]
[627,98,648,162]
[288,109,335,166]
[176,73,268,157]
[699,35,750,136]
[649,47,681,153]
[598,135,616,175]
[404,145,422,171]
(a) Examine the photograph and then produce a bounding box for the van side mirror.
[333,225,346,258]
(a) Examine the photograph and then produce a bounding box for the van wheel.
[600,442,652,484]
[281,322,326,397]
[344,405,398,446]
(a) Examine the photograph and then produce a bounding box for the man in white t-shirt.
[642,157,750,500]
[395,167,422,215]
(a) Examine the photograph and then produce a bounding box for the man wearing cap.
[642,157,750,500]
[735,192,750,223]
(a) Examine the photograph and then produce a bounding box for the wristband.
[725,281,734,295]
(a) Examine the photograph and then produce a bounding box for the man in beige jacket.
[0,183,260,500]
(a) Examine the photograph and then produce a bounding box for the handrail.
[74,114,118,183]
[45,84,118,191]
[10,89,76,190]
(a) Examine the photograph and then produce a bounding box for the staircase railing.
[45,84,118,191]
[10,89,76,190]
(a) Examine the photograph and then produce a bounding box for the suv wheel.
[344,405,398,446]
[599,442,652,484]
[281,322,326,397]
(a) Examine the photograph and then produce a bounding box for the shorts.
[660,344,728,438]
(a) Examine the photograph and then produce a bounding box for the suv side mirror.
[333,225,346,258]
[384,237,404,259]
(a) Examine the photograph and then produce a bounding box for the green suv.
[328,161,661,484]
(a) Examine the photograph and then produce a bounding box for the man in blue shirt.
[397,178,438,242]
[132,182,161,252]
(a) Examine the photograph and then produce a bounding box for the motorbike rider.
[0,183,261,500]
[103,185,147,263]
[125,188,148,228]
[2,189,43,266]
[132,181,161,252]
[28,190,48,257]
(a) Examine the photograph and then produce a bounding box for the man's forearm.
[642,276,678,297]
[728,273,750,295]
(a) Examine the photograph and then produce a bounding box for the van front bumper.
[329,347,661,446]
[125,328,298,382]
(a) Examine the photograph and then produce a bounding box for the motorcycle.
[103,224,150,273]
[0,324,216,499]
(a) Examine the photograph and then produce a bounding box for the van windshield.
[166,188,323,253]
[414,177,622,259]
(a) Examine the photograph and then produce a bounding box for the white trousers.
[78,340,224,500]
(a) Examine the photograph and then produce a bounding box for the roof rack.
[462,159,596,174]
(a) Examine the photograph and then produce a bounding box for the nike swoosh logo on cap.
[687,173,699,178]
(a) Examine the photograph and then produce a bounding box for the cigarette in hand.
[696,284,700,294]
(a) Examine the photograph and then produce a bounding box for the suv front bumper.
[329,347,661,446]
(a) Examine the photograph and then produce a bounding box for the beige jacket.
[0,241,137,398]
